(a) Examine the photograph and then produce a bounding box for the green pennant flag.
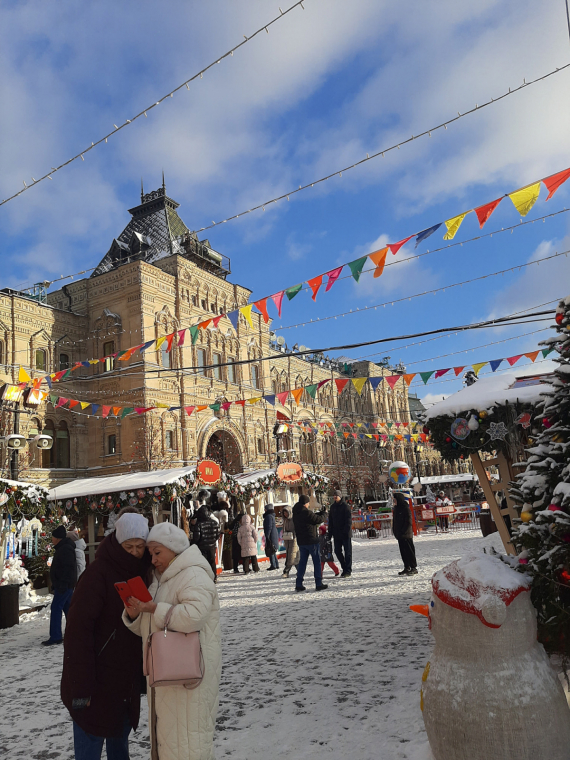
[190,325,200,345]
[121,407,134,419]
[542,347,553,358]
[337,432,343,437]
[387,422,393,429]
[115,350,128,360]
[348,256,367,282]
[285,284,303,301]
[49,394,58,404]
[420,371,435,384]
[388,434,395,441]
[209,403,221,411]
[304,384,318,399]
[62,369,72,380]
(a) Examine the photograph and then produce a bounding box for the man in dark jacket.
[43,525,77,646]
[328,490,353,577]
[193,503,221,581]
[292,495,328,592]
[392,491,418,576]
[263,504,280,571]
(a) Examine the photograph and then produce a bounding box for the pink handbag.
[144,604,204,690]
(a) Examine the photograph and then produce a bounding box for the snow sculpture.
[417,552,570,760]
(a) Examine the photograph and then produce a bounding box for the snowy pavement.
[0,529,498,759]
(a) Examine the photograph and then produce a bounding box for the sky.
[1,0,570,406]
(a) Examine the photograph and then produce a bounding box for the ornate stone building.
[0,185,454,496]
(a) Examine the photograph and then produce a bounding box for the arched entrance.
[205,430,243,475]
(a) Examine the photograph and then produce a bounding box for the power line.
[0,1,308,208]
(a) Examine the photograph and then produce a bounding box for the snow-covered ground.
[0,529,501,759]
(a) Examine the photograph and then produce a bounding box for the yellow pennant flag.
[352,377,367,395]
[88,359,100,366]
[80,402,89,410]
[155,337,167,351]
[509,182,541,217]
[472,362,488,376]
[18,366,31,383]
[156,403,170,408]
[240,304,254,328]
[443,211,470,240]
[248,397,262,405]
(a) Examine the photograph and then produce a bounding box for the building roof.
[47,466,196,500]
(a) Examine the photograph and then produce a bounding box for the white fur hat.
[115,513,149,544]
[147,522,189,555]
[217,491,227,500]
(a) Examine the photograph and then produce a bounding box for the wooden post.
[87,513,96,562]
[470,451,517,555]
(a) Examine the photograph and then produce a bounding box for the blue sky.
[1,0,570,405]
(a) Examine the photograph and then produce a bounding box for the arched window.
[43,420,55,468]
[59,353,70,371]
[161,342,171,369]
[251,365,260,389]
[56,421,70,468]
[35,349,46,371]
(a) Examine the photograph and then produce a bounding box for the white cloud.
[420,392,449,407]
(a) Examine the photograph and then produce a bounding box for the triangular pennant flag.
[403,374,416,386]
[134,407,154,414]
[325,267,343,292]
[121,408,134,419]
[155,337,166,351]
[352,377,367,395]
[81,361,91,368]
[369,247,388,278]
[543,167,570,201]
[385,375,400,390]
[443,212,470,240]
[317,379,330,389]
[509,182,541,217]
[68,399,79,409]
[453,366,465,376]
[369,376,384,390]
[271,291,285,317]
[420,371,435,384]
[386,422,393,429]
[254,299,270,324]
[101,406,111,418]
[56,397,68,408]
[247,397,260,405]
[276,391,289,405]
[112,406,122,416]
[240,304,254,328]
[291,388,304,405]
[117,348,135,362]
[285,284,302,301]
[472,362,487,376]
[307,275,323,302]
[434,368,450,379]
[348,257,367,282]
[88,359,101,365]
[489,359,503,372]
[227,311,239,331]
[388,235,413,256]
[475,198,502,228]
[305,384,318,399]
[542,347,554,358]
[177,329,187,347]
[524,351,539,363]
[196,405,208,412]
[212,315,223,328]
[209,403,221,411]
[91,404,99,415]
[189,325,200,345]
[373,434,379,441]
[506,354,522,366]
[139,340,155,353]
[335,378,349,393]
[198,319,212,331]
[415,224,442,248]
[45,376,52,389]
[80,401,89,410]
[18,366,31,383]
[263,394,276,406]
[184,406,195,416]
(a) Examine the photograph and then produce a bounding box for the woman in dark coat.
[392,492,418,576]
[231,512,244,573]
[263,504,280,571]
[60,513,151,758]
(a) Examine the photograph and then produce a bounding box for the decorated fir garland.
[224,469,329,503]
[0,479,49,518]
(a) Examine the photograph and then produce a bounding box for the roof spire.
[141,178,144,202]
[162,170,165,192]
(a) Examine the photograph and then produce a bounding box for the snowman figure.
[412,552,570,760]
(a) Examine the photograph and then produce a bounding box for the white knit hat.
[217,491,227,500]
[115,513,149,544]
[147,522,189,555]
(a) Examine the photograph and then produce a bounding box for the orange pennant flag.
[291,388,304,405]
[403,373,416,386]
[112,406,122,416]
[307,275,323,301]
[196,405,208,412]
[524,351,539,363]
[368,247,388,278]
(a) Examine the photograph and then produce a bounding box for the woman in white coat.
[123,522,221,760]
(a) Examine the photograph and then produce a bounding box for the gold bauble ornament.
[478,410,488,419]
[520,511,533,523]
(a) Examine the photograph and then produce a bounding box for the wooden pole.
[470,451,516,555]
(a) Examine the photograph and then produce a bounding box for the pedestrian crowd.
[42,487,420,758]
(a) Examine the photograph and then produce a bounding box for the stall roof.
[425,373,553,421]
[47,466,196,501]
[411,474,475,485]
[1,477,48,491]
[232,469,275,485]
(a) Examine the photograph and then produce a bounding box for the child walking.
[319,524,340,577]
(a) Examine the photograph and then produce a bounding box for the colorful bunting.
[506,355,522,366]
[305,384,318,399]
[335,378,349,393]
[403,374,416,386]
[189,325,200,345]
[420,371,435,385]
[177,329,187,347]
[254,299,270,323]
[112,406,122,416]
[212,315,223,328]
[472,362,487,376]
[489,359,503,372]
[291,388,304,405]
[18,367,31,383]
[91,404,99,415]
[543,167,570,201]
[443,212,470,240]
[385,376,400,390]
[227,311,239,332]
[509,182,541,217]
[165,334,176,353]
[155,337,166,351]
[542,347,554,358]
[524,351,539,362]
[276,391,289,406]
[285,284,303,301]
[102,406,111,418]
[307,276,323,301]
[348,257,367,282]
[352,377,367,395]
[434,368,450,379]
[263,394,276,406]
[240,304,254,328]
[453,366,465,376]
[474,198,501,228]
[368,377,384,391]
[388,236,413,256]
[184,406,196,416]
[368,247,388,278]
[271,291,285,317]
[325,267,343,292]
[415,224,442,248]
[140,340,155,353]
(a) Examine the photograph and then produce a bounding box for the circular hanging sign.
[197,459,222,485]
[450,417,470,441]
[388,461,411,485]
[277,462,303,484]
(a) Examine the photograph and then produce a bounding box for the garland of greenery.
[224,470,329,503]
[0,479,49,518]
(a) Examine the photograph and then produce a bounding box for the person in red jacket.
[60,512,151,759]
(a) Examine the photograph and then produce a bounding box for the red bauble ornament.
[423,426,429,435]
[40,517,45,522]
[560,570,570,584]
[543,417,552,428]
[445,437,451,443]
[548,504,560,512]
[556,312,564,325]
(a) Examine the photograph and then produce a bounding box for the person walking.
[237,513,260,574]
[281,506,298,578]
[292,495,328,592]
[192,504,220,582]
[318,524,340,577]
[42,525,77,646]
[67,529,87,579]
[263,504,280,571]
[435,491,451,532]
[123,522,221,760]
[392,491,418,576]
[328,490,353,578]
[60,513,152,758]
[230,512,244,574]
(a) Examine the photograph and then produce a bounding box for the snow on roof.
[425,373,552,420]
[411,474,476,485]
[47,466,196,501]
[232,469,276,485]
[1,477,48,492]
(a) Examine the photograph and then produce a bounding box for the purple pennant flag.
[415,223,442,248]
[368,377,384,390]
[227,311,239,331]
[489,359,503,372]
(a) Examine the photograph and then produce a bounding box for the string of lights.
[0,0,308,208]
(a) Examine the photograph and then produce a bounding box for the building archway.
[205,429,243,475]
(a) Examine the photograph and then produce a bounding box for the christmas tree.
[511,295,570,657]
[24,514,66,585]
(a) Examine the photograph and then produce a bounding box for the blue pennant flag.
[91,404,99,415]
[139,340,155,353]
[45,376,52,389]
[263,394,276,406]
[368,377,384,390]
[81,361,91,368]
[489,359,503,372]
[227,311,239,331]
[415,223,442,248]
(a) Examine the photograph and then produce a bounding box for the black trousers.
[232,536,242,571]
[333,535,352,574]
[200,545,217,579]
[243,555,259,573]
[398,537,417,570]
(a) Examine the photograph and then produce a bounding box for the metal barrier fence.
[352,508,481,539]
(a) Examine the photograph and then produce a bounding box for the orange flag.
[335,378,349,393]
[403,374,416,386]
[291,388,304,405]
[368,247,388,278]
[307,275,323,301]
[524,351,539,363]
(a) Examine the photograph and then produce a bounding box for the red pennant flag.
[352,433,358,439]
[56,397,68,408]
[177,329,187,346]
[386,375,400,389]
[271,291,285,317]
[165,333,176,352]
[276,391,289,405]
[135,407,155,414]
[506,354,522,366]
[369,247,388,278]
[184,406,195,416]
[212,315,223,328]
[453,366,465,376]
[68,399,79,409]
[371,423,378,428]
[234,400,246,407]
[373,434,379,441]
[325,267,343,292]
[475,198,502,228]
[221,402,232,410]
[388,235,413,256]
[307,275,323,301]
[198,319,211,330]
[317,379,330,389]
[348,423,354,428]
[335,378,349,393]
[543,167,570,201]
[524,351,539,363]
[434,368,450,379]
[102,406,111,418]
[254,298,270,323]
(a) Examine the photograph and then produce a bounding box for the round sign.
[276,462,303,484]
[197,459,222,485]
[388,461,411,485]
[450,417,470,441]
[413,483,423,493]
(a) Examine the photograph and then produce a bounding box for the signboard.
[2,385,24,402]
[196,459,222,485]
[276,462,303,483]
[436,505,456,515]
[421,509,435,520]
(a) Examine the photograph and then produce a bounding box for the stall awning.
[232,469,276,485]
[47,466,196,501]
[411,473,476,486]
